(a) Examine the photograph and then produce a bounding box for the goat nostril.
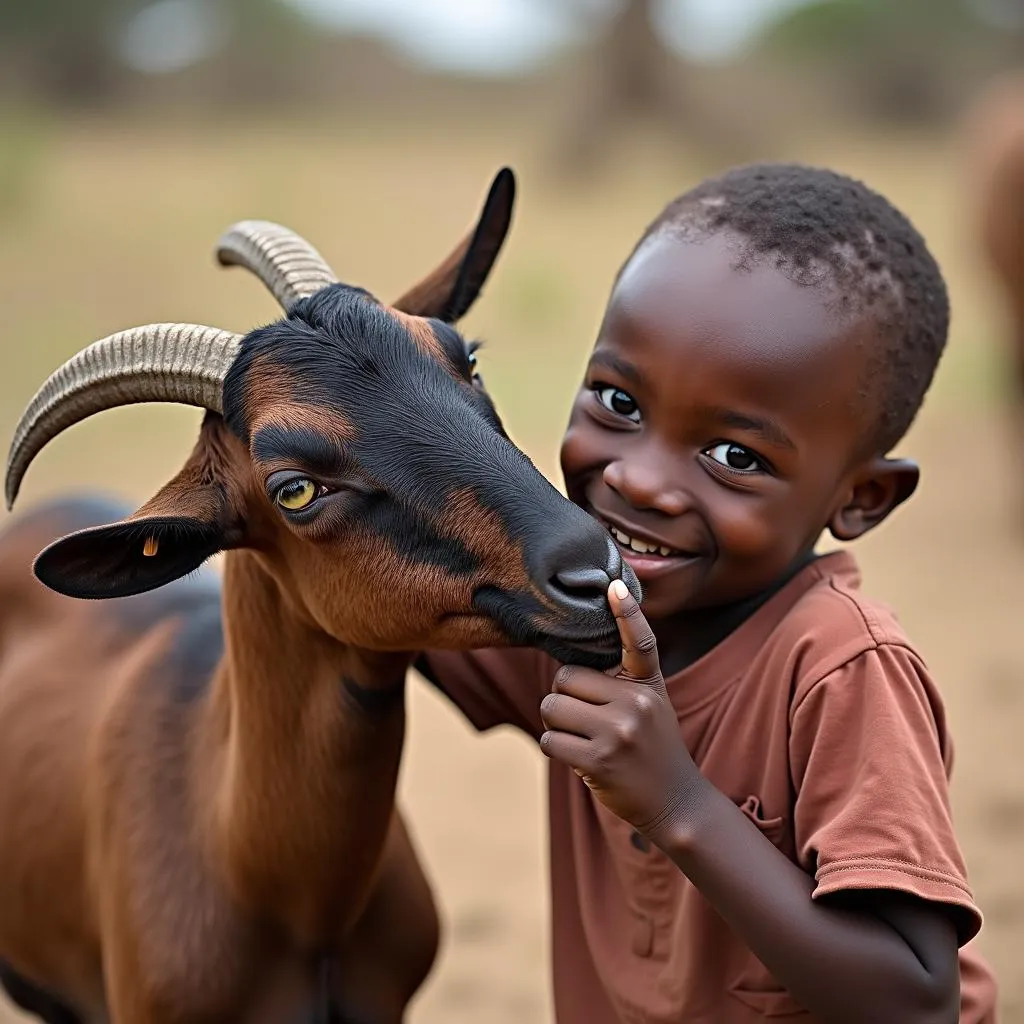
[551,565,611,604]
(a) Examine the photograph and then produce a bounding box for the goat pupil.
[278,479,316,509]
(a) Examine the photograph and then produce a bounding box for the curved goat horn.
[216,220,339,312]
[5,323,242,510]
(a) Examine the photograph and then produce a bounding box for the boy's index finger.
[608,579,660,682]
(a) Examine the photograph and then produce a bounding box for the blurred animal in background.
[964,69,1024,523]
[0,168,640,1024]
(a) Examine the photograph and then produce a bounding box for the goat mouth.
[563,632,620,655]
[540,631,621,670]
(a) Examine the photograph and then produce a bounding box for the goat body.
[0,171,639,1023]
[0,497,438,1023]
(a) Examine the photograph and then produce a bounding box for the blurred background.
[2,0,1024,1020]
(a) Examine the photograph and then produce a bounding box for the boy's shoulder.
[761,550,927,699]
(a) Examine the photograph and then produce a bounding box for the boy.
[417,163,999,1022]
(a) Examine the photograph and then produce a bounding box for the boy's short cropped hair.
[632,163,950,455]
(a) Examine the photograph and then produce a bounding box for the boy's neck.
[654,549,820,677]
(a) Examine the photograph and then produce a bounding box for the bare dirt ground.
[0,113,1021,1022]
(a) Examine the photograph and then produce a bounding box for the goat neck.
[200,547,411,948]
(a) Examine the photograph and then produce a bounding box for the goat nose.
[543,534,642,611]
[552,564,612,601]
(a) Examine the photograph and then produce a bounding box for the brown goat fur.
[0,170,640,1023]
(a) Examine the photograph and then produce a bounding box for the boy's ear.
[827,456,919,542]
[391,167,515,323]
[33,430,243,600]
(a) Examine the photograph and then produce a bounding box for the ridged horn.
[216,220,339,312]
[5,323,243,510]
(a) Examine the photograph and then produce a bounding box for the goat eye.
[465,341,483,379]
[276,478,318,511]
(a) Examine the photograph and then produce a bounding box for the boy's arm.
[540,584,967,1024]
[413,648,553,737]
[658,775,959,1024]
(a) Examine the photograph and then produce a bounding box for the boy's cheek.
[558,419,600,498]
[711,502,781,562]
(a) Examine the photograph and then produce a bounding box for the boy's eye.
[595,386,641,422]
[704,442,763,473]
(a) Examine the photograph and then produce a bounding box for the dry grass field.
[0,108,1021,1022]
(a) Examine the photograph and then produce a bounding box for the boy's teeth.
[608,525,676,557]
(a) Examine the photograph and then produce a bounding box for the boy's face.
[560,229,912,622]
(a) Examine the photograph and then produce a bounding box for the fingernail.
[610,579,629,600]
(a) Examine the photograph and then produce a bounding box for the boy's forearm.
[653,775,959,1024]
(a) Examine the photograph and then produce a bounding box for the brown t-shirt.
[422,550,998,1023]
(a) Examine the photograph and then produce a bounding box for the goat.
[964,70,1024,500]
[0,168,640,1024]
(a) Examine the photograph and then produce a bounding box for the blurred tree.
[0,0,142,104]
[0,0,308,108]
[548,0,751,178]
[754,0,1011,125]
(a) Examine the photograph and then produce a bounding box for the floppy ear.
[391,167,516,323]
[34,429,243,600]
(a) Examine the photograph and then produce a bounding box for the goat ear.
[34,512,227,600]
[33,426,242,600]
[391,167,516,323]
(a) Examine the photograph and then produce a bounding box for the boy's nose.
[603,459,689,516]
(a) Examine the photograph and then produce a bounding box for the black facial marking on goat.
[251,426,354,480]
[355,491,480,576]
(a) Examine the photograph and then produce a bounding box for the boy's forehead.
[605,231,865,374]
[595,232,882,439]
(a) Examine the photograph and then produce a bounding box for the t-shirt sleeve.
[789,642,983,945]
[415,647,556,738]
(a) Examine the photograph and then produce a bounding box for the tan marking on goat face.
[388,309,456,372]
[433,487,530,592]
[241,354,306,431]
[258,517,512,651]
[430,488,578,621]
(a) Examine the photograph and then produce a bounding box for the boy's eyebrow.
[588,351,643,386]
[705,407,796,451]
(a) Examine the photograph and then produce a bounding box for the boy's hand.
[539,580,700,840]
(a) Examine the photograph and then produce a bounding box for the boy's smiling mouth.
[596,514,704,578]
[606,522,679,558]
